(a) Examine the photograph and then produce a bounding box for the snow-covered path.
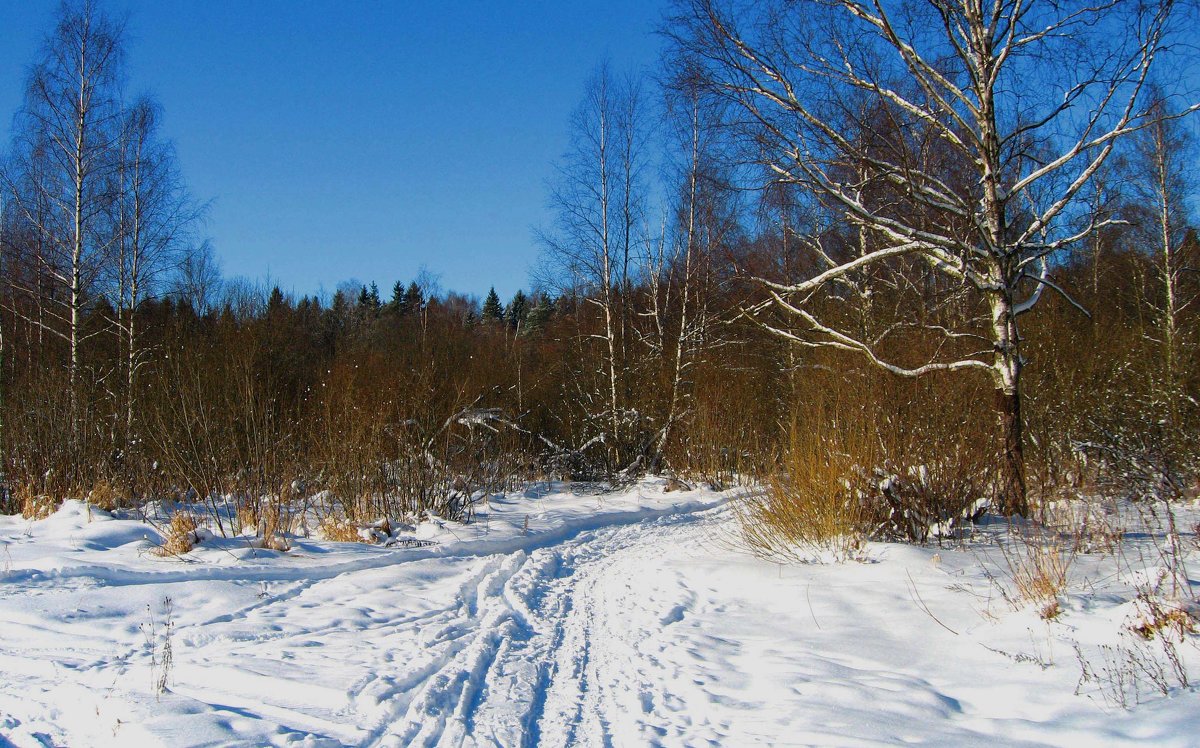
[363,510,715,748]
[1,484,1197,747]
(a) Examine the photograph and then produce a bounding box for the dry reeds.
[736,410,876,563]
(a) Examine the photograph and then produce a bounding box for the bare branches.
[669,0,1194,513]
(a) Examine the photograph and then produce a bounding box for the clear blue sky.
[0,1,666,301]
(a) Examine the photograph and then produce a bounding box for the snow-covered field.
[0,480,1197,747]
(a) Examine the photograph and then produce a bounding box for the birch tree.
[670,0,1196,514]
[539,63,651,472]
[645,71,733,472]
[3,0,126,412]
[172,239,222,315]
[112,95,199,435]
[1123,89,1198,427]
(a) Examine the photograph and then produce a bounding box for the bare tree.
[1123,88,1198,425]
[2,0,126,411]
[112,94,201,433]
[172,239,222,315]
[645,70,733,471]
[670,0,1196,513]
[539,63,651,471]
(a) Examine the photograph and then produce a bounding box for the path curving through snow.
[361,509,728,748]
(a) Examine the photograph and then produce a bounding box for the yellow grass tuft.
[19,487,57,520]
[154,512,200,557]
[86,479,122,512]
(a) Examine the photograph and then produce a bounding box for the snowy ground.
[0,480,1197,747]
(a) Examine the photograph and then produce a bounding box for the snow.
[0,480,1196,747]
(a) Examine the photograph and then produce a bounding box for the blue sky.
[0,1,666,302]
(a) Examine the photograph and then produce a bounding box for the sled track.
[358,509,721,747]
[0,500,732,747]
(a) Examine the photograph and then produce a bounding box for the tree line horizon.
[1,0,1196,540]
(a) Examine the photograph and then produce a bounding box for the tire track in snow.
[364,507,724,747]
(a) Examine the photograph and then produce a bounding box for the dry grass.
[256,532,292,552]
[235,501,259,534]
[234,494,294,551]
[316,514,397,545]
[736,413,875,563]
[1131,594,1198,641]
[1039,497,1125,555]
[318,516,368,543]
[1000,526,1075,619]
[18,487,57,520]
[154,512,200,557]
[258,502,292,550]
[86,479,123,512]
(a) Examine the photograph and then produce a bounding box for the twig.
[906,570,959,636]
[805,584,822,631]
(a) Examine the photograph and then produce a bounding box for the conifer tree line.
[1,0,1197,533]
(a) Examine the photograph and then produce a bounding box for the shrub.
[154,512,200,557]
[736,410,876,562]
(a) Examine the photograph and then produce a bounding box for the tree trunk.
[990,288,1029,516]
[994,386,1028,516]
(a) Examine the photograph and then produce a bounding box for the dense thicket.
[0,1,1196,535]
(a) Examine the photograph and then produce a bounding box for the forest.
[0,0,1196,553]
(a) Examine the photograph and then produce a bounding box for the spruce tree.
[389,280,405,314]
[482,287,504,323]
[402,281,425,316]
[506,290,529,331]
[523,296,554,336]
[267,286,287,316]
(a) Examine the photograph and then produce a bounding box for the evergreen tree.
[482,287,504,323]
[388,280,405,314]
[506,290,529,331]
[267,286,287,317]
[321,290,348,344]
[523,295,554,336]
[357,283,381,321]
[401,281,425,316]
